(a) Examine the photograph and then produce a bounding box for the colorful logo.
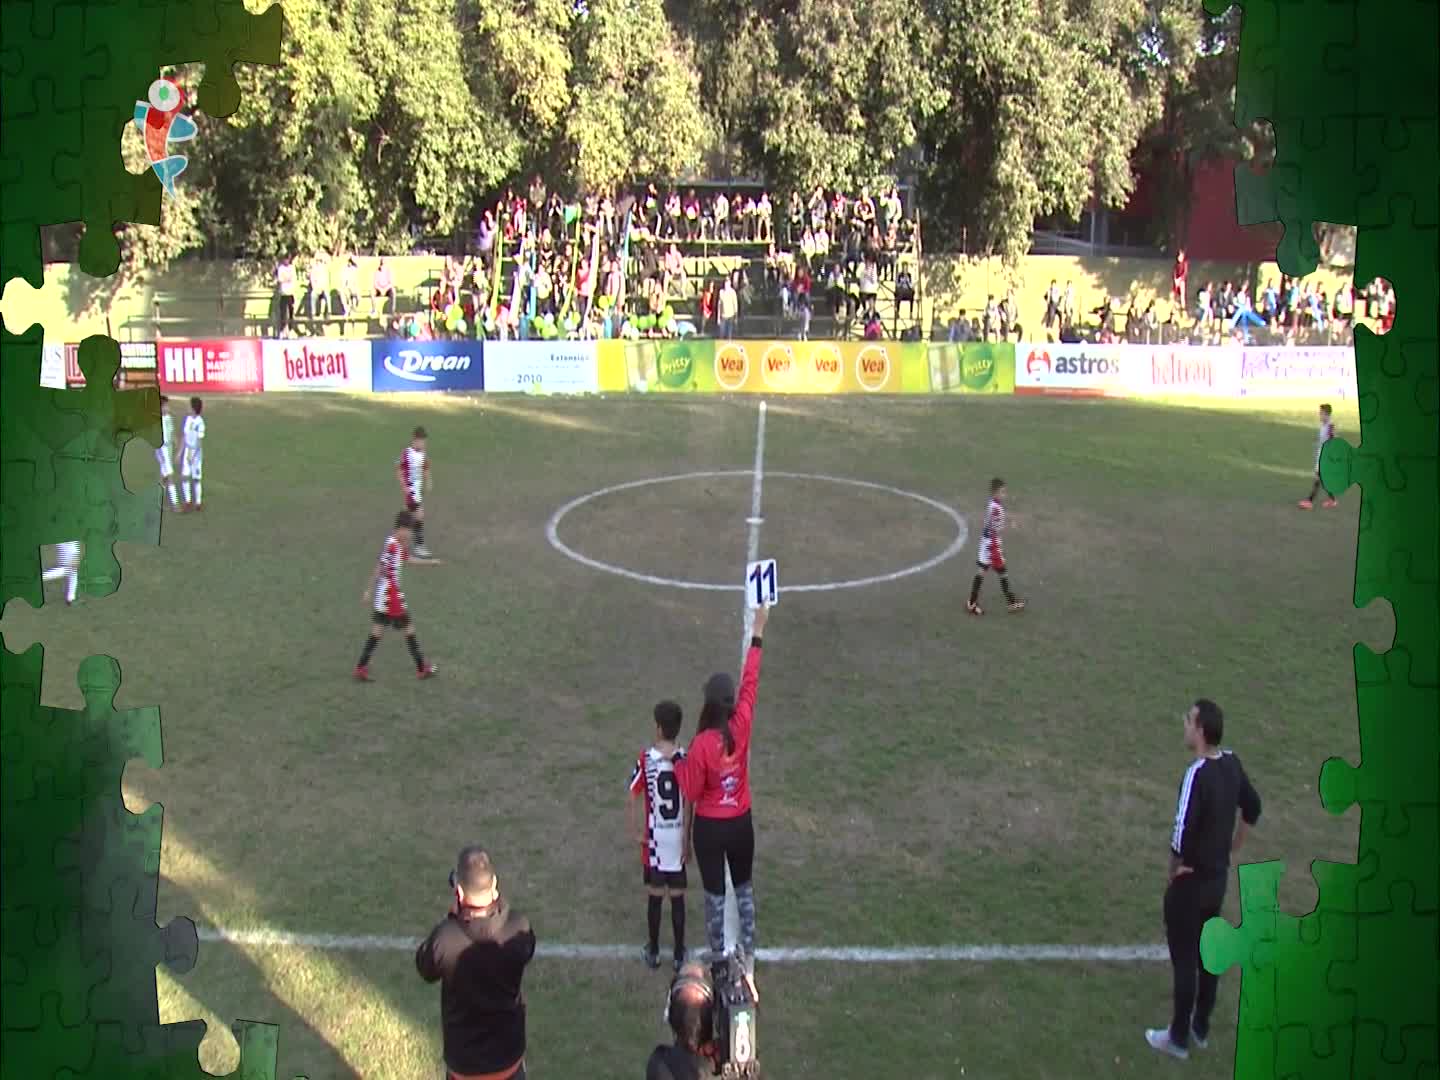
[855,345,892,392]
[808,343,844,392]
[760,343,796,391]
[1025,350,1051,377]
[961,349,996,390]
[656,344,696,389]
[134,78,196,199]
[714,344,750,391]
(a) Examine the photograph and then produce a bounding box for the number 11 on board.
[746,559,778,609]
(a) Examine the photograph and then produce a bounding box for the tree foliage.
[116,0,1257,272]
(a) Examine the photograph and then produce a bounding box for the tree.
[915,0,1180,262]
[1131,4,1267,251]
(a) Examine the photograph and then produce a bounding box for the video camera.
[707,954,759,1078]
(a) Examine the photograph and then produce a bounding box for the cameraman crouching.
[417,847,536,1080]
[646,959,759,1079]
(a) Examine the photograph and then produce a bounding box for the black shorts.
[372,610,411,630]
[644,866,688,890]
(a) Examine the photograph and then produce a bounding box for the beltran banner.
[370,340,485,392]
[263,340,373,392]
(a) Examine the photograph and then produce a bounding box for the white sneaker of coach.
[1145,1028,1190,1060]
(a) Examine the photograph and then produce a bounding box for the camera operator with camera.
[416,847,536,1080]
[646,957,760,1079]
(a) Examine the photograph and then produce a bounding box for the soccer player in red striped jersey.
[397,426,434,558]
[968,477,1025,615]
[355,511,436,681]
[627,701,693,972]
[1298,403,1339,509]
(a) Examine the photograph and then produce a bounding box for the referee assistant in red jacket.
[673,604,769,977]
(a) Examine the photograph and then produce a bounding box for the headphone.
[663,965,715,1038]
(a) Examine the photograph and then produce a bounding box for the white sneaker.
[1191,1028,1209,1050]
[1145,1028,1190,1060]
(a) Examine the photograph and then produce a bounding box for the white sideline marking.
[726,401,770,953]
[193,928,1167,963]
[545,471,969,593]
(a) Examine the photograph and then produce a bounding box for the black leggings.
[691,812,754,893]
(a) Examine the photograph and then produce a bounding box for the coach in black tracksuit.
[417,847,537,1080]
[1146,699,1262,1061]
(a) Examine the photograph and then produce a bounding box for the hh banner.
[1238,347,1356,399]
[926,343,1016,394]
[262,340,374,392]
[483,340,599,394]
[158,340,262,393]
[371,340,485,392]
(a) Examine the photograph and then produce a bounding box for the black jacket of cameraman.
[646,1044,712,1079]
[416,899,536,1076]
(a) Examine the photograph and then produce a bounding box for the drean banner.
[926,343,1016,394]
[483,340,599,394]
[601,340,908,393]
[262,340,373,392]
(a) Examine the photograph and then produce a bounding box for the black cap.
[703,672,735,708]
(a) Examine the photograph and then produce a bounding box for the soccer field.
[2,392,1381,1079]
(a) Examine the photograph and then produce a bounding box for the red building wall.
[1182,159,1282,262]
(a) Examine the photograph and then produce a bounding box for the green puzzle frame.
[1,0,1436,1076]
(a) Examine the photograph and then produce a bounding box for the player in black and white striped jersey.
[1298,403,1338,509]
[628,701,693,972]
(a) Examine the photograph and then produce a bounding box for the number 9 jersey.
[628,746,688,874]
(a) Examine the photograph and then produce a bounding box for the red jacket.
[674,646,762,818]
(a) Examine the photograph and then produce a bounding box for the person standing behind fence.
[417,847,536,1080]
[673,605,770,979]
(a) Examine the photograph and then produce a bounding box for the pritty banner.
[926,343,1016,394]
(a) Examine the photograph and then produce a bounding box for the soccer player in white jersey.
[42,540,82,606]
[355,510,437,681]
[157,396,179,510]
[1298,403,1339,510]
[180,397,206,512]
[396,426,433,558]
[967,477,1025,615]
[627,701,692,972]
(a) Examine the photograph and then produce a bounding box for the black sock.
[1309,478,1322,499]
[358,636,379,667]
[671,896,686,957]
[969,574,984,604]
[406,635,425,670]
[414,522,425,546]
[647,896,662,953]
[1000,575,1016,603]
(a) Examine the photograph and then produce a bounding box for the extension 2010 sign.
[370,340,485,392]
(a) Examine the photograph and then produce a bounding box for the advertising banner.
[371,340,485,392]
[1015,343,1131,396]
[158,340,263,393]
[262,340,373,392]
[926,343,1016,394]
[619,340,719,393]
[42,344,68,388]
[1238,347,1356,399]
[1131,345,1243,398]
[483,340,599,394]
[65,342,159,388]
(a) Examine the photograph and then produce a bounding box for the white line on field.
[192,928,1166,963]
[727,400,768,953]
